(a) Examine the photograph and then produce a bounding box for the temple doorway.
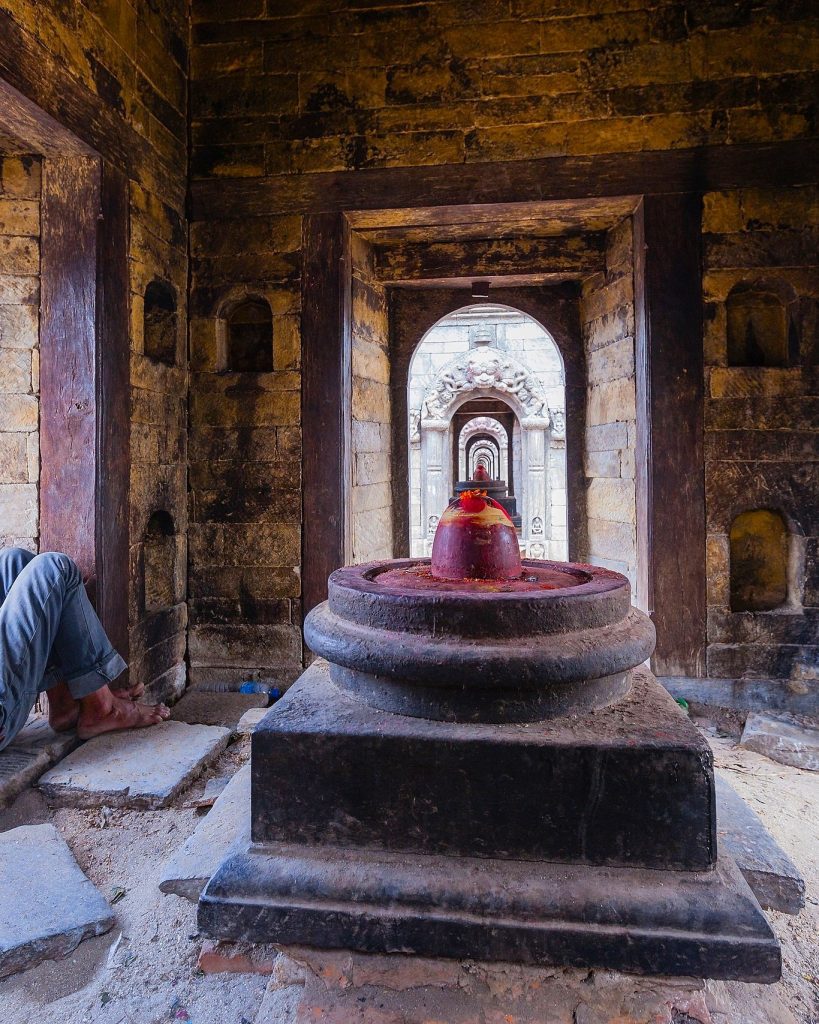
[407,304,567,560]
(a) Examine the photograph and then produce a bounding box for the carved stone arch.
[419,348,551,426]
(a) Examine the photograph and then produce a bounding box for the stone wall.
[579,218,638,598]
[188,215,303,688]
[0,154,40,553]
[350,233,392,564]
[702,185,819,687]
[190,1,816,181]
[3,0,190,701]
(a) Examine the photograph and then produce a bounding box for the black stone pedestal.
[199,661,780,981]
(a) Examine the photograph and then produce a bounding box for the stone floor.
[0,717,815,1024]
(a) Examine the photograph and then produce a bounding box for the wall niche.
[226,297,273,372]
[144,279,178,365]
[143,510,177,613]
[726,280,795,368]
[729,509,789,612]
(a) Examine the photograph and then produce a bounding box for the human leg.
[0,552,168,750]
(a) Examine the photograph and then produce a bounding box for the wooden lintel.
[373,234,606,284]
[0,12,180,202]
[190,140,819,221]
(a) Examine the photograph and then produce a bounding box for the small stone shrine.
[200,492,780,982]
[453,463,522,527]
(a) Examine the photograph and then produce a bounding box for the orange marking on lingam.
[430,490,522,581]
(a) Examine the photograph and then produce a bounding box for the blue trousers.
[0,548,127,751]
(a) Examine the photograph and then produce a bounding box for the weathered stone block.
[0,304,38,349]
[587,377,636,425]
[740,713,819,772]
[0,482,37,534]
[584,448,620,478]
[0,433,29,483]
[585,421,628,452]
[586,478,636,525]
[0,348,32,393]
[1,157,41,199]
[159,764,251,900]
[588,518,636,563]
[0,198,39,236]
[587,335,635,385]
[709,367,801,399]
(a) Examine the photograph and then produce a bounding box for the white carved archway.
[458,416,508,481]
[417,345,552,553]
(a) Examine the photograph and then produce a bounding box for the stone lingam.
[199,491,780,982]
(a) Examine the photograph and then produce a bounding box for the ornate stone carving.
[420,348,550,422]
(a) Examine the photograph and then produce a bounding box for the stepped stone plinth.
[199,493,780,982]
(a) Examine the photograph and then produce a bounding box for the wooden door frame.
[300,189,709,677]
[0,77,131,672]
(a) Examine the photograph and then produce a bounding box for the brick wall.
[0,154,39,553]
[702,185,818,686]
[579,218,638,598]
[4,0,190,701]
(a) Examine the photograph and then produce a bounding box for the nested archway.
[407,304,567,559]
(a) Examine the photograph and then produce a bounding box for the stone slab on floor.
[170,689,268,730]
[740,712,819,772]
[38,721,231,809]
[0,715,80,808]
[0,823,114,979]
[715,772,806,914]
[236,706,269,736]
[159,763,250,901]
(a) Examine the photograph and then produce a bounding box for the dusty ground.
[0,726,816,1024]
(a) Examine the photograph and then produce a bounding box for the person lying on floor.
[0,547,169,752]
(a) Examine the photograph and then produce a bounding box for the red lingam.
[430,489,522,581]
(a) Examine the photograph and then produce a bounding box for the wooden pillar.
[39,154,131,672]
[301,213,351,615]
[95,161,131,669]
[634,195,707,676]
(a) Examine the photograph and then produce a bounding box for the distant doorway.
[407,304,567,559]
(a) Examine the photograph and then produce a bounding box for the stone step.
[159,763,250,901]
[0,715,80,809]
[39,720,231,809]
[0,823,114,978]
[715,772,806,915]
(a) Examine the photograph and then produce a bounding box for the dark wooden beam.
[373,234,606,284]
[95,161,132,677]
[634,195,707,677]
[301,214,350,616]
[0,13,180,204]
[190,140,819,221]
[27,151,132,678]
[40,155,101,587]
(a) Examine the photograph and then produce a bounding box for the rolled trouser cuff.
[65,650,128,699]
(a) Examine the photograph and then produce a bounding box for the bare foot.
[111,681,145,702]
[77,689,170,740]
[46,680,80,733]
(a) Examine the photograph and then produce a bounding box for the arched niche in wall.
[729,509,789,612]
[143,279,178,366]
[143,510,177,613]
[726,279,797,368]
[225,297,273,372]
